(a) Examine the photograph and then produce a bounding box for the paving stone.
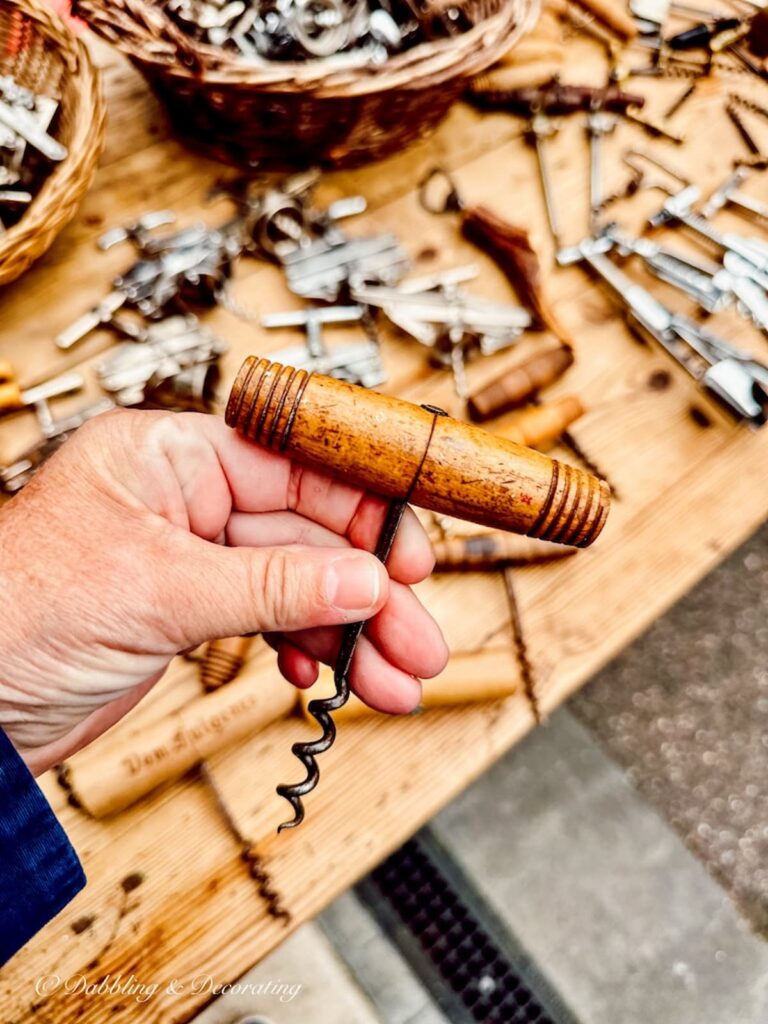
[432,708,768,1024]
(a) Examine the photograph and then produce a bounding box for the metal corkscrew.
[226,357,611,830]
[276,404,447,830]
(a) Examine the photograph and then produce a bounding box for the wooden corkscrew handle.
[227,358,610,548]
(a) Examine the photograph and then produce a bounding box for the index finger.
[194,414,435,584]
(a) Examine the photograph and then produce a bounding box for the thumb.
[157,533,389,647]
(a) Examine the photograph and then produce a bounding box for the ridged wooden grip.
[226,357,610,548]
[468,346,575,421]
[433,532,579,569]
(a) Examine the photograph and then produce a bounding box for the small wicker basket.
[0,0,105,287]
[75,0,537,168]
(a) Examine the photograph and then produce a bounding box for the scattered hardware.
[262,303,385,387]
[467,78,646,116]
[0,365,84,417]
[431,531,579,570]
[353,274,530,399]
[0,75,67,232]
[0,398,115,495]
[558,236,768,426]
[418,169,574,344]
[467,345,574,421]
[163,0,459,65]
[725,99,762,157]
[95,315,227,409]
[702,166,768,222]
[587,101,619,230]
[57,220,240,349]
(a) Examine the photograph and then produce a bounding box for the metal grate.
[358,831,576,1024]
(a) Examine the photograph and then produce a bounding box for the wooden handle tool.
[433,531,579,569]
[468,345,575,421]
[200,635,256,691]
[502,395,585,449]
[0,370,84,416]
[58,663,297,817]
[299,648,523,720]
[227,358,610,548]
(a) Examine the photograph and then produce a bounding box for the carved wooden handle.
[226,357,610,548]
[432,532,579,570]
[468,346,575,421]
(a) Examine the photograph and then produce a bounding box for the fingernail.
[325,554,381,612]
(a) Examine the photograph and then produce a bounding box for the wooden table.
[2,28,768,1023]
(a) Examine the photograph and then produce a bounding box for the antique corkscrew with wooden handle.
[226,357,611,830]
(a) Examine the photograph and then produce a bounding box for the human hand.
[0,409,447,775]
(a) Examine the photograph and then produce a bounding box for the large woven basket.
[75,0,537,168]
[0,0,105,286]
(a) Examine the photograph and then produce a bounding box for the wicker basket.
[0,0,105,287]
[75,0,537,168]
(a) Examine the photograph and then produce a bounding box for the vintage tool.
[0,368,84,417]
[622,107,686,143]
[432,530,579,569]
[663,81,697,119]
[503,567,539,721]
[298,648,528,721]
[227,356,610,829]
[200,636,256,691]
[418,170,574,345]
[57,224,240,349]
[605,224,731,313]
[649,182,768,274]
[702,166,768,222]
[467,345,575,421]
[523,108,565,248]
[0,76,67,232]
[227,357,610,542]
[262,303,385,388]
[282,232,410,301]
[558,236,768,425]
[587,102,619,229]
[467,79,646,116]
[57,663,297,817]
[725,100,762,156]
[0,398,115,495]
[98,210,177,250]
[666,16,740,49]
[353,278,530,399]
[502,395,586,449]
[95,315,227,409]
[198,761,290,921]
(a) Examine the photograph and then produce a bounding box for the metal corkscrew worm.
[226,356,610,831]
[276,406,447,832]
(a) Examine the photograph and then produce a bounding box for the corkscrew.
[226,357,611,830]
[278,403,446,831]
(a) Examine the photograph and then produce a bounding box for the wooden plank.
[2,26,768,1023]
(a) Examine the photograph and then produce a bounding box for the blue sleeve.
[0,727,85,965]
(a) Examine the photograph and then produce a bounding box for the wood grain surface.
[2,29,768,1023]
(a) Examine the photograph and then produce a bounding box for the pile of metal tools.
[164,0,466,64]
[0,75,67,233]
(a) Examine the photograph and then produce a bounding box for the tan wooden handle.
[227,358,610,548]
[0,381,24,414]
[299,648,522,721]
[59,665,297,818]
[468,346,575,422]
[500,395,585,450]
[200,635,256,691]
[432,532,579,570]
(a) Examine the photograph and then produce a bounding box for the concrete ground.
[192,523,768,1024]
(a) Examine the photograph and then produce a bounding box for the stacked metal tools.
[0,75,67,232]
[164,0,460,64]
